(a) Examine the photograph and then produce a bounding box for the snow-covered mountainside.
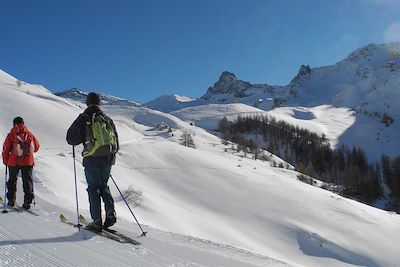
[2,68,400,266]
[287,43,400,115]
[148,42,400,161]
[145,71,285,111]
[150,43,400,115]
[56,88,141,107]
[200,71,285,110]
[171,104,356,150]
[144,94,196,113]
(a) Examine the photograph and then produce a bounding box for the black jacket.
[66,105,119,167]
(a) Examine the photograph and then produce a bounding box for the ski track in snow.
[0,213,75,266]
[0,206,286,267]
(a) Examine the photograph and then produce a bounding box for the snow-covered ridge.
[288,42,400,109]
[56,88,141,107]
[147,42,400,115]
[144,94,197,113]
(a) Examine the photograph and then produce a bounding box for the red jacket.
[2,124,40,166]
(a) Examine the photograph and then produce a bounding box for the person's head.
[13,116,24,125]
[86,92,101,106]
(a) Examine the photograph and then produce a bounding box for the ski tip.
[79,214,87,224]
[59,214,67,222]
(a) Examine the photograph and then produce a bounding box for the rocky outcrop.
[202,71,253,100]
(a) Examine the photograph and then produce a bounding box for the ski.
[0,197,39,216]
[78,214,140,244]
[60,214,81,227]
[5,206,38,215]
[9,207,24,213]
[102,228,141,245]
[16,206,40,216]
[1,206,23,214]
[60,214,140,245]
[80,214,141,245]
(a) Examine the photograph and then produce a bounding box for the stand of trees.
[218,115,400,208]
[381,154,400,211]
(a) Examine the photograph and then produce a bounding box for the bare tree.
[179,131,196,148]
[117,186,143,208]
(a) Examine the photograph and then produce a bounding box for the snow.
[2,69,400,266]
[0,207,280,267]
[174,94,195,103]
[144,95,197,113]
[172,103,356,149]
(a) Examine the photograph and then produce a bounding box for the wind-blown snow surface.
[1,69,400,266]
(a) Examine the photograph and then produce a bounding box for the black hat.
[86,92,101,106]
[13,117,24,125]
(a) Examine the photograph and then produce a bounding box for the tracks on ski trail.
[0,210,139,266]
[0,205,290,266]
[0,212,75,266]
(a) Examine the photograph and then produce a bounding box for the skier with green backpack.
[66,92,119,232]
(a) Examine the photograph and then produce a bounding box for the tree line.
[218,115,400,211]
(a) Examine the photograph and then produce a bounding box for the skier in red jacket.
[2,117,40,210]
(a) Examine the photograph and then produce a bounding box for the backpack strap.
[83,113,95,145]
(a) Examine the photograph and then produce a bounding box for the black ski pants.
[6,166,34,205]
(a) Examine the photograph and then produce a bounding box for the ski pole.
[32,169,36,207]
[110,174,147,236]
[2,167,8,214]
[72,146,82,229]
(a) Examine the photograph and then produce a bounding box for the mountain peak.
[347,43,379,61]
[219,71,237,81]
[288,64,312,89]
[298,65,311,76]
[346,42,400,63]
[202,71,252,99]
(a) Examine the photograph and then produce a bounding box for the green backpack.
[83,113,118,158]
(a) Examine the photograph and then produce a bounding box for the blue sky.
[1,0,400,103]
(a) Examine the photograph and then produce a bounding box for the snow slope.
[171,101,398,162]
[1,69,400,266]
[144,94,196,113]
[172,103,357,149]
[0,198,283,267]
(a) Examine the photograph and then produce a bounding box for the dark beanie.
[86,92,101,106]
[13,117,24,125]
